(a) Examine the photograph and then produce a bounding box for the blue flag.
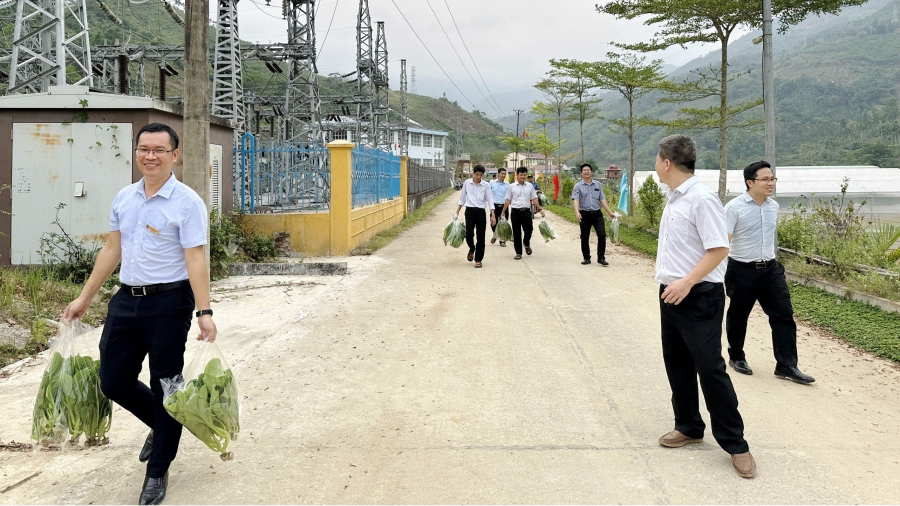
[617,170,629,215]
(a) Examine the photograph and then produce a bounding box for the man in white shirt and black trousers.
[724,161,815,384]
[455,165,496,268]
[501,166,545,260]
[654,134,756,479]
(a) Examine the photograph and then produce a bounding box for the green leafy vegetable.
[163,358,241,461]
[444,219,466,248]
[538,218,556,242]
[496,218,513,242]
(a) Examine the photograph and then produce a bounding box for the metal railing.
[352,145,401,208]
[408,160,450,195]
[234,132,330,213]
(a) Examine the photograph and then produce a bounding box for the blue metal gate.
[351,145,401,208]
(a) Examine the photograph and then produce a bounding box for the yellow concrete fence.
[245,140,408,256]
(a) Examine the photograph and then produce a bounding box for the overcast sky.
[230,0,729,115]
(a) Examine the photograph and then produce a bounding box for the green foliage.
[538,219,556,242]
[31,351,112,446]
[39,203,105,285]
[545,204,659,257]
[163,358,241,460]
[636,176,666,227]
[495,219,514,243]
[560,178,576,206]
[209,211,278,280]
[789,284,900,362]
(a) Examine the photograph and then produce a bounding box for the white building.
[391,125,448,169]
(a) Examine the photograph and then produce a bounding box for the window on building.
[422,134,432,147]
[411,132,422,146]
[434,136,443,149]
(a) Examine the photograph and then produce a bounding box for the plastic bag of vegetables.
[610,215,620,245]
[495,217,513,242]
[444,218,466,248]
[31,321,112,449]
[538,193,549,207]
[162,341,241,461]
[538,218,556,243]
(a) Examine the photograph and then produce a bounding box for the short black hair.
[473,164,485,174]
[498,167,507,174]
[580,163,593,172]
[136,123,179,150]
[658,134,696,172]
[743,160,771,190]
[516,166,528,175]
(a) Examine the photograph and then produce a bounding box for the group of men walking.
[453,134,815,480]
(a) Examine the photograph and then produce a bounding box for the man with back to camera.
[723,161,815,384]
[490,167,510,247]
[63,123,217,504]
[572,163,617,266]
[501,166,546,260]
[654,134,756,479]
[455,164,496,268]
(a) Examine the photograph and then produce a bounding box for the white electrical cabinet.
[11,123,133,265]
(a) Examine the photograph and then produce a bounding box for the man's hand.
[661,278,695,305]
[576,212,582,222]
[453,213,458,221]
[197,315,218,342]
[62,296,91,323]
[491,215,497,227]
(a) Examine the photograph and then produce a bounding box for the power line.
[424,0,502,116]
[441,0,505,115]
[248,0,285,21]
[317,0,340,56]
[389,0,478,110]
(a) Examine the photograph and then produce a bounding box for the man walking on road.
[490,168,510,247]
[501,166,545,260]
[63,123,218,504]
[724,161,815,384]
[654,134,756,479]
[455,165,496,268]
[572,163,617,266]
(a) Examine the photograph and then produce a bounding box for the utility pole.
[513,108,524,170]
[184,0,210,261]
[763,0,775,193]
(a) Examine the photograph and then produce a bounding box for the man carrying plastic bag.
[63,123,218,506]
[31,321,112,450]
[162,340,241,462]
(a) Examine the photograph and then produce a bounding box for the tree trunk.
[557,111,562,170]
[717,38,729,202]
[628,96,635,213]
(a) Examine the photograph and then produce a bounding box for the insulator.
[117,54,128,94]
[162,1,185,26]
[98,0,124,26]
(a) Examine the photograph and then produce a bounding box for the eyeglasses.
[753,177,777,183]
[136,148,173,156]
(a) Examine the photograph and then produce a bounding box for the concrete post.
[328,140,354,256]
[400,155,408,217]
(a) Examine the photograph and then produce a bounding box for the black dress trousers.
[99,283,195,478]
[464,206,487,262]
[579,210,606,261]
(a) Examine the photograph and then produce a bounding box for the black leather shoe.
[139,431,153,463]
[139,472,167,505]
[581,259,591,265]
[598,258,609,266]
[729,359,753,375]
[775,365,815,384]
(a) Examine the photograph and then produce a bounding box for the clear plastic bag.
[162,341,241,461]
[495,217,514,242]
[611,216,620,245]
[30,321,112,450]
[538,218,556,242]
[444,218,466,248]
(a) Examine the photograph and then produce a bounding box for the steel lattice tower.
[283,0,321,143]
[355,0,374,146]
[8,0,93,94]
[213,0,245,130]
[399,59,408,156]
[373,21,389,150]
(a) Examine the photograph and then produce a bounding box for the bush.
[636,176,665,228]
[39,203,108,285]
[209,211,278,280]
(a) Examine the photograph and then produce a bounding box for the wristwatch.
[195,309,213,318]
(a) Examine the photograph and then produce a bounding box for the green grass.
[352,189,455,255]
[789,284,900,362]
[544,204,659,258]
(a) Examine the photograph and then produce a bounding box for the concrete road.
[1,196,899,504]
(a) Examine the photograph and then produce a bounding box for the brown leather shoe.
[658,429,703,448]
[732,452,757,478]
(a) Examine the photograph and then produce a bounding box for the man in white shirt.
[455,165,496,268]
[654,134,756,479]
[501,167,545,260]
[724,161,814,384]
[490,168,510,247]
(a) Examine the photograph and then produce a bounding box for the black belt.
[512,207,530,211]
[730,258,776,269]
[121,279,190,297]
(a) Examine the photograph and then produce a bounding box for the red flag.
[522,130,529,138]
[552,173,560,202]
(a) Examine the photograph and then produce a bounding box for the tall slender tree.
[534,78,575,170]
[598,0,869,200]
[594,52,667,211]
[548,59,602,165]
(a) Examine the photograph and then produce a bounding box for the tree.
[528,130,562,173]
[598,0,869,200]
[594,51,666,212]
[637,175,666,228]
[548,59,603,165]
[534,78,575,170]
[496,134,526,168]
